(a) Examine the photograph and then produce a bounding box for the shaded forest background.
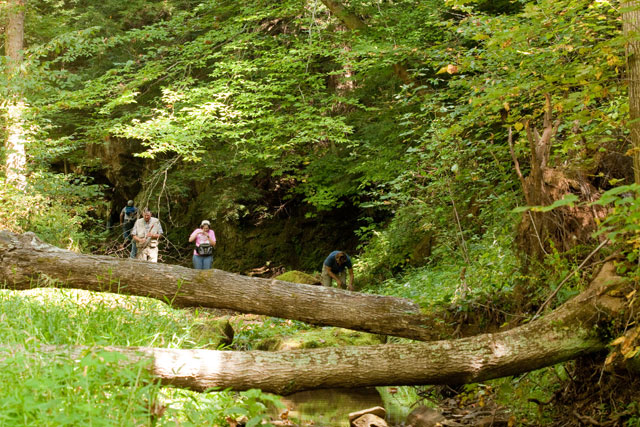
[3,0,635,278]
[2,0,640,424]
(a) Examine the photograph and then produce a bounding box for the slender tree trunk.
[321,0,366,31]
[0,231,437,341]
[14,260,626,394]
[624,1,640,184]
[4,0,27,186]
[5,0,25,77]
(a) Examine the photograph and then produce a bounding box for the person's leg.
[336,271,347,289]
[130,240,137,258]
[202,255,213,270]
[148,246,159,263]
[321,268,332,287]
[193,254,205,269]
[123,223,132,254]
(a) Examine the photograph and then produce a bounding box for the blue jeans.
[193,254,213,270]
[123,222,136,258]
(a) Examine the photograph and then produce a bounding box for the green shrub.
[356,203,437,285]
[0,172,106,251]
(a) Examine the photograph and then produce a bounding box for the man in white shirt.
[131,208,163,262]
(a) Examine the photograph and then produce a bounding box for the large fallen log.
[6,260,629,394]
[0,231,434,340]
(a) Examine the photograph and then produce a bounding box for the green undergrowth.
[230,316,313,351]
[489,366,565,425]
[364,227,520,311]
[378,386,437,424]
[0,286,282,426]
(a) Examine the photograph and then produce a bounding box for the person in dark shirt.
[119,200,138,258]
[321,251,354,291]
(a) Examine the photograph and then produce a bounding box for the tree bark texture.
[4,0,27,186]
[0,231,435,341]
[6,0,25,72]
[321,0,366,31]
[624,1,640,184]
[13,260,627,394]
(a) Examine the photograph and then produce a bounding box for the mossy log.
[0,231,433,340]
[3,255,631,394]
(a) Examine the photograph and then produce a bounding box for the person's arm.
[208,230,216,246]
[131,224,142,243]
[323,264,343,287]
[189,229,201,243]
[348,268,354,291]
[119,210,124,225]
[153,221,163,239]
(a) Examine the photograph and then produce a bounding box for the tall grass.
[0,286,280,426]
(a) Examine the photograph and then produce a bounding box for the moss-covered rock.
[280,328,387,350]
[275,270,320,285]
[256,336,284,351]
[190,318,235,348]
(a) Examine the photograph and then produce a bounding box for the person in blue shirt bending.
[321,251,354,291]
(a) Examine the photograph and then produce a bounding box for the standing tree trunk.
[321,0,366,31]
[624,1,640,184]
[4,0,27,187]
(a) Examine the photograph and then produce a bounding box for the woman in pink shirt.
[189,220,217,269]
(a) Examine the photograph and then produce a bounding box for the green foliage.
[593,184,640,284]
[225,388,285,427]
[595,184,640,250]
[369,224,520,310]
[231,317,312,351]
[4,0,637,423]
[0,349,158,426]
[9,0,629,273]
[378,386,437,424]
[490,367,561,424]
[513,194,580,213]
[0,174,105,250]
[626,402,640,427]
[0,288,281,424]
[160,387,283,426]
[356,203,437,284]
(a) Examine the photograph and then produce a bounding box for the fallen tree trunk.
[0,231,434,340]
[6,260,629,394]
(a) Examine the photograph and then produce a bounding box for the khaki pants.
[321,269,346,288]
[137,244,159,263]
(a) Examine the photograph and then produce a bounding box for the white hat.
[200,220,211,227]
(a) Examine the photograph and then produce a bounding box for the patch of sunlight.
[490,341,509,359]
[6,288,175,315]
[154,348,223,378]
